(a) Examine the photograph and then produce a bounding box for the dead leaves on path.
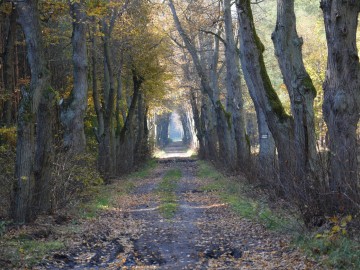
[2,161,322,269]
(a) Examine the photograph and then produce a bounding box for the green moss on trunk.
[302,75,317,97]
[216,101,232,129]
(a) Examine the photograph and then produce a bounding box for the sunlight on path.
[154,141,196,159]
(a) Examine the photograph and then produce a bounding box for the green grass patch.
[159,203,178,219]
[197,160,296,232]
[79,186,113,219]
[157,168,182,219]
[79,172,139,219]
[295,234,360,269]
[128,159,157,179]
[1,239,64,267]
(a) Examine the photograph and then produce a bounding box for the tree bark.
[91,25,104,141]
[223,0,249,167]
[61,0,88,152]
[272,0,318,182]
[2,6,17,126]
[190,88,206,158]
[236,0,296,188]
[134,92,146,162]
[13,0,51,223]
[320,1,360,201]
[257,108,276,177]
[156,113,171,148]
[117,70,142,173]
[201,94,219,161]
[98,19,118,180]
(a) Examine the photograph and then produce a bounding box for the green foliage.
[157,168,182,218]
[295,233,360,269]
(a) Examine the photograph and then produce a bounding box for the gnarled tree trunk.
[61,0,88,152]
[13,0,51,223]
[272,0,318,183]
[320,0,360,205]
[236,0,296,189]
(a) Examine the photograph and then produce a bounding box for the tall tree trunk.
[117,70,142,173]
[13,0,51,223]
[190,88,206,158]
[236,0,296,189]
[272,0,318,182]
[134,92,146,161]
[2,6,17,126]
[179,109,191,145]
[61,0,88,152]
[33,89,55,215]
[202,95,219,161]
[91,25,104,141]
[223,0,249,167]
[98,21,117,180]
[156,113,170,148]
[320,1,360,203]
[169,0,236,169]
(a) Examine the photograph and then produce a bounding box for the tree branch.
[200,29,226,46]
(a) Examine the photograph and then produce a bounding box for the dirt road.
[36,144,319,269]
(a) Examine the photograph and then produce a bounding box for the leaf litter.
[1,160,323,269]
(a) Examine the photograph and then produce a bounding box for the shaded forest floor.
[0,144,335,269]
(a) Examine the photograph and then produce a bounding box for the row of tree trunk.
[169,0,360,221]
[10,0,151,223]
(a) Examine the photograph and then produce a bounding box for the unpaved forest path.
[37,143,320,270]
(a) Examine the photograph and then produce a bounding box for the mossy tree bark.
[13,0,51,223]
[223,0,249,167]
[320,0,360,205]
[236,0,296,189]
[272,0,318,184]
[61,0,88,153]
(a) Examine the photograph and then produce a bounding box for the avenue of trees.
[0,0,359,226]
[167,0,360,224]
